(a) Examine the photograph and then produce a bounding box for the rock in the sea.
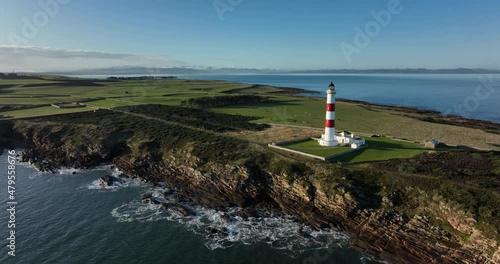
[143,197,161,205]
[98,175,119,187]
[221,213,232,223]
[172,204,196,216]
[160,203,196,216]
[118,173,130,179]
[234,207,260,219]
[142,193,153,200]
[299,227,313,239]
[31,161,54,173]
[163,189,175,197]
[32,162,42,171]
[142,193,165,204]
[220,213,238,223]
[208,227,229,237]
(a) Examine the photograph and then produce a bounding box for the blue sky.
[1,0,500,71]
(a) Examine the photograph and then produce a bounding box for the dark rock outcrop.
[13,128,499,264]
[98,175,120,187]
[160,203,196,217]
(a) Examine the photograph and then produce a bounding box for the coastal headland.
[0,75,499,263]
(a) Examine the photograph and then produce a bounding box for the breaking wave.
[110,185,349,256]
[17,162,46,179]
[19,162,116,178]
[84,167,146,191]
[85,177,146,191]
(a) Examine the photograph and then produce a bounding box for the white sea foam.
[110,186,349,256]
[82,166,150,191]
[360,256,388,264]
[58,168,81,175]
[85,177,147,191]
[18,161,116,177]
[17,162,46,178]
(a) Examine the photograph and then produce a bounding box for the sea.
[74,73,500,123]
[1,74,498,263]
[0,152,379,264]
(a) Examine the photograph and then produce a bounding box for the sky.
[1,0,500,71]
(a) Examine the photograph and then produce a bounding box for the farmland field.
[1,75,499,151]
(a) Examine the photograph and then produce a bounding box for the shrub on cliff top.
[181,95,270,108]
[118,104,269,132]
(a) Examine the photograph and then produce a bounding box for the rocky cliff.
[14,139,498,263]
[4,109,499,264]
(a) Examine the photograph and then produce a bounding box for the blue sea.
[74,73,500,123]
[0,151,380,264]
[176,74,500,123]
[4,74,497,263]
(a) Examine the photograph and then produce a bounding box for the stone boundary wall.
[268,138,366,161]
[267,143,327,161]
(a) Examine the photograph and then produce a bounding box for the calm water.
[74,73,500,123]
[23,73,496,263]
[176,74,500,123]
[0,150,379,264]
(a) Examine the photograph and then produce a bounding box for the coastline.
[1,101,498,263]
[0,78,499,263]
[9,137,499,264]
[335,98,500,133]
[52,73,500,124]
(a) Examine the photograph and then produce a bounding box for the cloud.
[0,45,188,71]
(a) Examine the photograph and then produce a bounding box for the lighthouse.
[319,82,338,147]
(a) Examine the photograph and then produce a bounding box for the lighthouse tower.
[319,82,338,147]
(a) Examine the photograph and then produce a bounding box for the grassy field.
[1,75,499,151]
[280,139,354,157]
[277,136,440,163]
[0,77,252,113]
[335,136,438,163]
[3,75,498,249]
[0,105,92,119]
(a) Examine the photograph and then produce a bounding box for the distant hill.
[286,68,500,74]
[45,66,207,75]
[41,67,500,75]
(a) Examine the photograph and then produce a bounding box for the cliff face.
[123,157,500,263]
[14,133,498,264]
[7,106,498,264]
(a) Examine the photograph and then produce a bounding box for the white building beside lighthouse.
[318,82,366,149]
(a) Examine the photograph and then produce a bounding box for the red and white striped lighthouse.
[319,82,338,146]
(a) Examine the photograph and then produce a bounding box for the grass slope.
[1,76,499,150]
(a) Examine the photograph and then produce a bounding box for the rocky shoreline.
[0,100,498,264]
[9,136,497,264]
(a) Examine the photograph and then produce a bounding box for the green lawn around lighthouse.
[277,136,442,163]
[279,139,353,157]
[334,136,434,163]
